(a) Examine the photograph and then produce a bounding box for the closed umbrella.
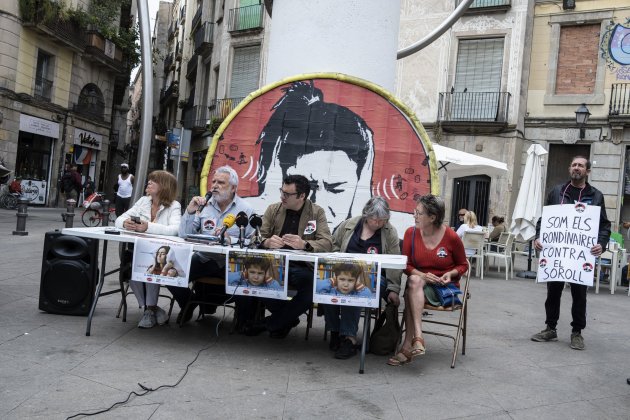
[510,143,548,277]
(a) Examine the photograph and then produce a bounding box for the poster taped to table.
[131,237,193,287]
[313,256,381,308]
[537,203,600,286]
[225,249,288,299]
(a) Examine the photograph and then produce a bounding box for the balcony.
[191,5,202,32]
[194,22,214,55]
[228,4,264,34]
[168,22,178,40]
[163,53,174,71]
[461,0,511,13]
[182,105,208,131]
[33,76,53,102]
[186,54,198,79]
[208,97,244,123]
[438,91,511,133]
[609,83,630,121]
[21,1,86,52]
[84,31,125,73]
[160,81,179,105]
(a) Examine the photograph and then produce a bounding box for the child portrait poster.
[131,237,193,288]
[313,256,381,308]
[225,249,289,299]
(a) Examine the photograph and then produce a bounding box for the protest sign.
[226,249,288,299]
[537,203,600,286]
[131,237,193,287]
[313,256,381,308]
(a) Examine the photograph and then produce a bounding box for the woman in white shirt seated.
[455,211,483,239]
[115,170,182,329]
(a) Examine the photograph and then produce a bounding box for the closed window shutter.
[452,38,504,120]
[229,45,261,98]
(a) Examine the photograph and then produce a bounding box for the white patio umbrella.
[510,143,548,242]
[432,144,508,178]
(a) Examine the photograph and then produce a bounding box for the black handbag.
[369,303,401,355]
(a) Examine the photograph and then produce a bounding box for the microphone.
[249,214,263,246]
[219,213,236,246]
[235,211,249,248]
[196,192,212,213]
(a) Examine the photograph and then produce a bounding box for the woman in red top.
[388,194,468,366]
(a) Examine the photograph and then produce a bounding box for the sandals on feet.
[410,336,426,358]
[387,349,413,366]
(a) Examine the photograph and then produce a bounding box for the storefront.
[15,114,59,205]
[72,128,101,193]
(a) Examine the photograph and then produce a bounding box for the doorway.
[451,175,491,226]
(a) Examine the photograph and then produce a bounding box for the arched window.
[77,83,105,118]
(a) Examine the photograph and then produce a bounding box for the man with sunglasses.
[242,174,333,338]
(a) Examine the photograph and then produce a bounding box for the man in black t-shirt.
[531,156,611,351]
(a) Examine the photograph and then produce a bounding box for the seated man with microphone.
[170,165,255,324]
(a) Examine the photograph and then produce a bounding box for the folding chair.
[462,231,485,279]
[178,276,237,326]
[399,267,471,368]
[484,233,515,280]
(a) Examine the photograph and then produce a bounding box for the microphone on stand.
[196,192,212,213]
[249,213,263,246]
[219,213,236,246]
[235,211,249,248]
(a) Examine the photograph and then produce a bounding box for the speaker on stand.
[39,231,99,315]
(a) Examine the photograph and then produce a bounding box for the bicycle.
[81,192,117,227]
[0,185,19,210]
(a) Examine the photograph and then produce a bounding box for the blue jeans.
[323,305,362,337]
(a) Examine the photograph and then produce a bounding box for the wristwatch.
[303,241,313,252]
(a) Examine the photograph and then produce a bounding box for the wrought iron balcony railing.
[160,81,179,105]
[84,31,125,73]
[194,22,214,54]
[22,2,86,51]
[33,76,53,101]
[186,54,198,79]
[163,53,174,71]
[227,4,264,33]
[182,105,208,130]
[610,83,630,116]
[208,97,245,121]
[438,91,511,123]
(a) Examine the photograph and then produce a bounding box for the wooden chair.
[462,231,485,279]
[399,267,471,368]
[484,233,515,280]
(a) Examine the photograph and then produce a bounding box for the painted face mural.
[201,75,439,235]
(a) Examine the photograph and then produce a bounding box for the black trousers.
[166,252,227,311]
[544,281,587,332]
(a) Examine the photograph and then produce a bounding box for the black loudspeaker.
[39,231,99,315]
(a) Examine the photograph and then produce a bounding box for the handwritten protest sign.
[537,203,600,286]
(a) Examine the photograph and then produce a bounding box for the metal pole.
[101,199,111,227]
[397,0,474,59]
[13,198,29,236]
[133,0,153,204]
[65,199,76,228]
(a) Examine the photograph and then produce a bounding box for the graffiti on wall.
[601,19,630,79]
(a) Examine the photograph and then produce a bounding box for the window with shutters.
[229,45,260,99]
[34,50,54,101]
[451,37,505,121]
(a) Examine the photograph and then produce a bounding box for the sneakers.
[329,331,341,351]
[138,309,157,329]
[334,338,357,359]
[154,307,168,325]
[531,326,558,342]
[570,332,585,350]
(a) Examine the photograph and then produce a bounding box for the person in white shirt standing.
[115,163,134,216]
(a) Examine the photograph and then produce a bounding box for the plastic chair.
[399,266,471,368]
[484,233,515,280]
[462,231,485,279]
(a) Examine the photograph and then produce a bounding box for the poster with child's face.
[225,249,288,299]
[313,257,381,308]
[131,237,193,288]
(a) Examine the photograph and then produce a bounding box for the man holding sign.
[531,156,610,350]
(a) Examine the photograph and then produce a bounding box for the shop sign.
[74,128,102,150]
[19,114,59,138]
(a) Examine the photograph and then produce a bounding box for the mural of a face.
[203,75,437,236]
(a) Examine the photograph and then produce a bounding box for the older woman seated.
[388,194,468,366]
[115,170,181,329]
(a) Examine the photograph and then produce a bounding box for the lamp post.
[575,103,591,140]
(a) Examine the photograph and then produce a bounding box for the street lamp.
[575,103,590,140]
